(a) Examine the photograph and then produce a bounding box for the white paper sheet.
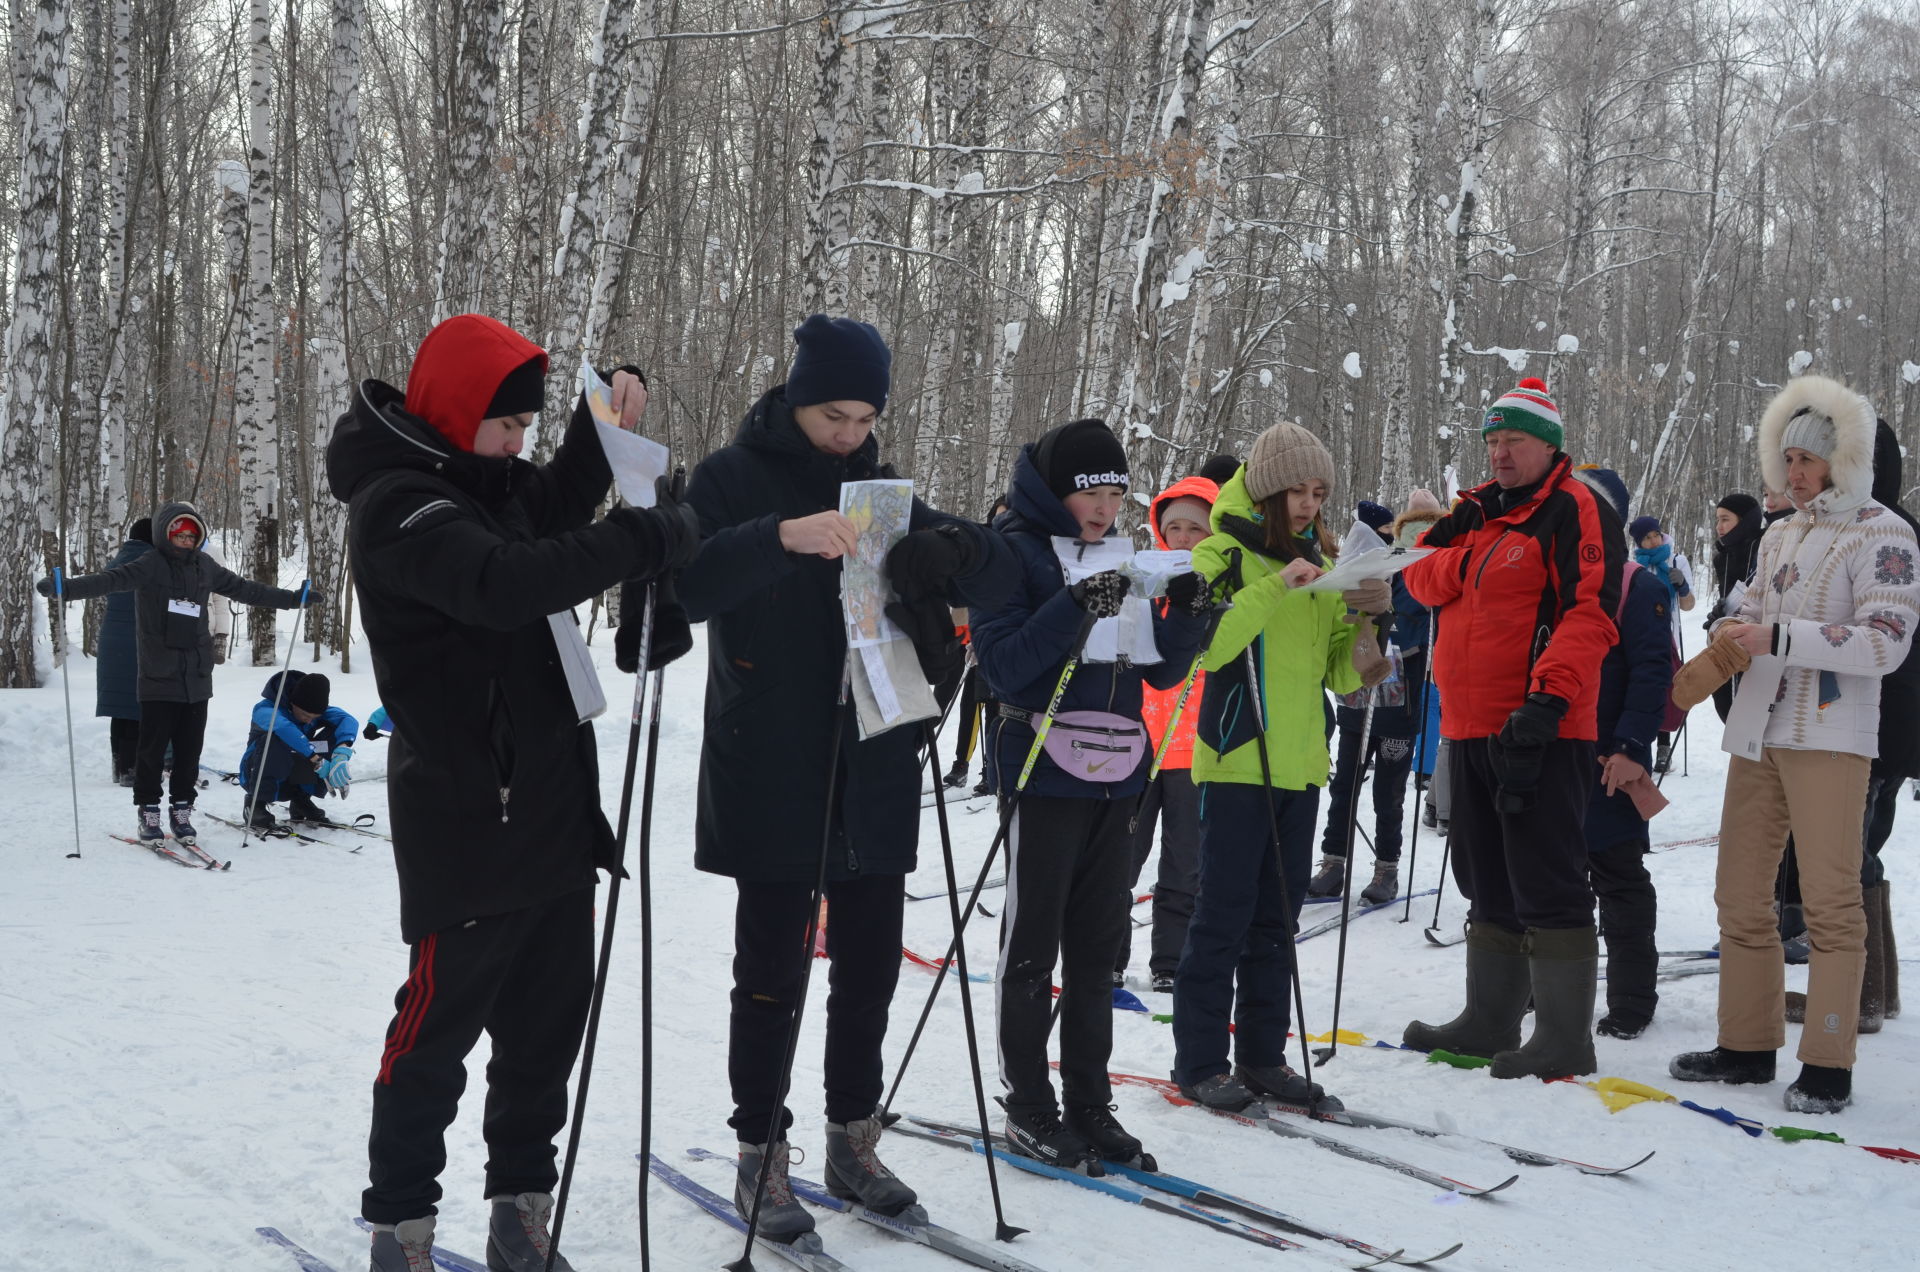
[582,359,669,507]
[1051,538,1187,664]
[547,611,607,723]
[1297,545,1433,592]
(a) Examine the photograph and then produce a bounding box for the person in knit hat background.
[1168,421,1392,1113]
[1398,376,1624,1082]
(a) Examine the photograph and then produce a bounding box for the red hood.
[1148,475,1220,549]
[404,314,549,453]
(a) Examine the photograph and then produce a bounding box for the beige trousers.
[1715,748,1869,1069]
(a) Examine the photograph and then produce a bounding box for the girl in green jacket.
[1169,422,1392,1111]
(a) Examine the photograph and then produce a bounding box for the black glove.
[1490,693,1566,811]
[1163,570,1218,617]
[301,586,327,607]
[886,524,975,600]
[35,576,55,598]
[614,576,694,673]
[615,473,702,570]
[886,593,965,683]
[1070,570,1131,619]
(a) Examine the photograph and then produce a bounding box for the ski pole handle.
[53,566,63,600]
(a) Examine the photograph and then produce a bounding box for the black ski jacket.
[326,378,680,941]
[679,386,1016,883]
[56,500,305,704]
[1873,420,1920,778]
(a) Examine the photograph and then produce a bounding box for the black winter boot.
[1403,922,1531,1058]
[823,1115,920,1216]
[1236,1063,1343,1111]
[1178,1071,1260,1112]
[1489,926,1599,1079]
[1001,1101,1097,1173]
[1783,1063,1852,1114]
[1668,1045,1776,1085]
[1360,862,1399,905]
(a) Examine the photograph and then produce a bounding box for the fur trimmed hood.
[1391,507,1445,548]
[1758,375,1876,507]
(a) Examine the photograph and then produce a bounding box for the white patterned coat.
[1716,376,1920,758]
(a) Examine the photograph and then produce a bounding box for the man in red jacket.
[1399,378,1623,1080]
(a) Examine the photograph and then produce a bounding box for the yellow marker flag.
[1586,1076,1678,1113]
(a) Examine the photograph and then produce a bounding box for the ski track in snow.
[4,607,1917,1271]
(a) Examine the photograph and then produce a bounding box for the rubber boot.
[1403,922,1530,1058]
[1883,882,1901,1020]
[1859,882,1887,1035]
[1490,926,1599,1079]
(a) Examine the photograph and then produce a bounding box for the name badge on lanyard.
[167,598,203,618]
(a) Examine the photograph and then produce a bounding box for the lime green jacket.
[1189,472,1362,790]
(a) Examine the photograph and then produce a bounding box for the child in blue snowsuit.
[239,669,359,827]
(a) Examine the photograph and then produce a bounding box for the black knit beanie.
[485,356,547,419]
[1034,418,1129,501]
[290,672,331,713]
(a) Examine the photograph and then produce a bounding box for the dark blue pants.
[241,718,342,799]
[1172,782,1318,1087]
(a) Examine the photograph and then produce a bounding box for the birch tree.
[0,0,68,687]
[237,0,280,664]
[433,0,508,321]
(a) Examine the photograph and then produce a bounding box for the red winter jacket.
[1139,475,1219,769]
[1403,454,1623,741]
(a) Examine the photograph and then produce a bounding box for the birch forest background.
[4,0,1920,685]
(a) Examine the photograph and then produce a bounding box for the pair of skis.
[649,1148,1051,1272]
[891,1116,1459,1267]
[1107,1068,1652,1179]
[108,832,229,870]
[256,1220,485,1272]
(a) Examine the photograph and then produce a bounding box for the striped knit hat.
[1482,377,1563,450]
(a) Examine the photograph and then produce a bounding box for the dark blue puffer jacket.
[1586,565,1675,851]
[970,445,1206,799]
[94,535,151,720]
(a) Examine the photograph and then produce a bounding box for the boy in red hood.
[326,313,698,1271]
[1121,474,1218,993]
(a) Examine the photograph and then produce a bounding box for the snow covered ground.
[4,605,1917,1272]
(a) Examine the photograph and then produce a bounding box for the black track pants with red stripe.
[363,886,594,1224]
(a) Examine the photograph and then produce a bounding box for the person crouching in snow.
[1119,473,1220,993]
[677,315,1015,1238]
[972,417,1211,1170]
[38,503,318,845]
[237,669,358,830]
[1667,376,1920,1114]
[326,313,699,1271]
[1169,423,1392,1113]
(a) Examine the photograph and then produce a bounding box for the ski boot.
[942,760,969,789]
[734,1140,815,1240]
[1306,855,1345,898]
[823,1115,921,1217]
[1783,1064,1852,1114]
[136,804,164,843]
[243,799,280,833]
[167,800,198,844]
[1064,1102,1156,1170]
[1236,1063,1344,1112]
[1178,1071,1261,1113]
[1150,972,1176,995]
[1001,1100,1098,1174]
[1360,862,1399,905]
[288,790,339,826]
[1668,1046,1776,1085]
[1595,1013,1649,1040]
[367,1216,435,1272]
[486,1191,575,1272]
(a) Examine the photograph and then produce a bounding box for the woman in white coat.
[1669,376,1920,1113]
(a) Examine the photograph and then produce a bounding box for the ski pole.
[1401,632,1438,923]
[53,569,83,860]
[731,662,851,1272]
[880,612,1097,1116]
[922,721,1027,1244]
[241,580,311,849]
[1426,831,1453,935]
[1240,639,1321,1100]
[1314,689,1375,1068]
[548,577,659,1272]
